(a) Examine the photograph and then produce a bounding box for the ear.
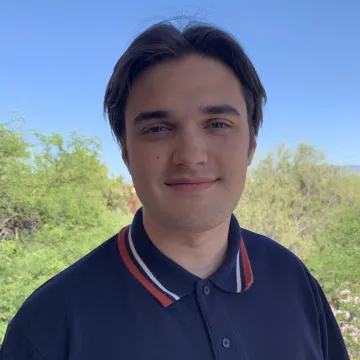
[248,137,257,166]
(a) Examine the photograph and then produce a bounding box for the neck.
[142,210,231,279]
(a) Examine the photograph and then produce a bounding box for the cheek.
[219,137,249,176]
[223,134,248,159]
[128,145,164,177]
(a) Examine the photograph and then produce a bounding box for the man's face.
[124,55,256,232]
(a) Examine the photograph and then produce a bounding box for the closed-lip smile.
[165,177,218,191]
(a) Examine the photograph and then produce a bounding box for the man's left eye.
[210,121,229,129]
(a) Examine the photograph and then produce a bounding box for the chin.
[159,206,232,233]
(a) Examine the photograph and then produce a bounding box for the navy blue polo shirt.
[1,208,349,359]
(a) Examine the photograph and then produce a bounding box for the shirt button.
[222,337,231,349]
[203,285,211,296]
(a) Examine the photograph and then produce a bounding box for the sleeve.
[311,277,350,360]
[0,322,47,360]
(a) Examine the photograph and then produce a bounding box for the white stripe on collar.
[236,250,242,293]
[128,226,180,301]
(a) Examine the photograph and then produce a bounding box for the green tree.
[305,208,360,356]
[0,116,34,240]
[0,116,134,341]
[306,207,360,295]
[236,143,360,256]
[1,120,359,354]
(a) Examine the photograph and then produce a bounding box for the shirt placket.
[196,280,243,360]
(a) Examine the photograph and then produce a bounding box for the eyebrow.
[133,104,240,125]
[133,110,170,125]
[201,104,240,116]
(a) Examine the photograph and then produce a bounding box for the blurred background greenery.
[1,115,359,356]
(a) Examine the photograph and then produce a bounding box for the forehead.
[125,55,246,119]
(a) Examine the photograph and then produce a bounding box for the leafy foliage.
[237,143,360,255]
[0,116,131,240]
[306,207,360,293]
[0,116,359,356]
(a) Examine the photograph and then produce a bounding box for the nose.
[172,128,208,168]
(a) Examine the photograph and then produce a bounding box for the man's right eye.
[143,125,170,134]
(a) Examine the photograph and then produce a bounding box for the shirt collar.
[117,208,254,307]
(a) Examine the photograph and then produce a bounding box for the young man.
[1,22,349,360]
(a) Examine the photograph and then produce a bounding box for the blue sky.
[1,0,359,182]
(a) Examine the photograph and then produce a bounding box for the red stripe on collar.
[240,237,254,291]
[117,226,173,307]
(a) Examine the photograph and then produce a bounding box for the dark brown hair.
[104,21,267,152]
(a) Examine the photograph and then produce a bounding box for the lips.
[165,177,218,186]
[164,177,218,192]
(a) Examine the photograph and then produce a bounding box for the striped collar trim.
[117,225,254,308]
